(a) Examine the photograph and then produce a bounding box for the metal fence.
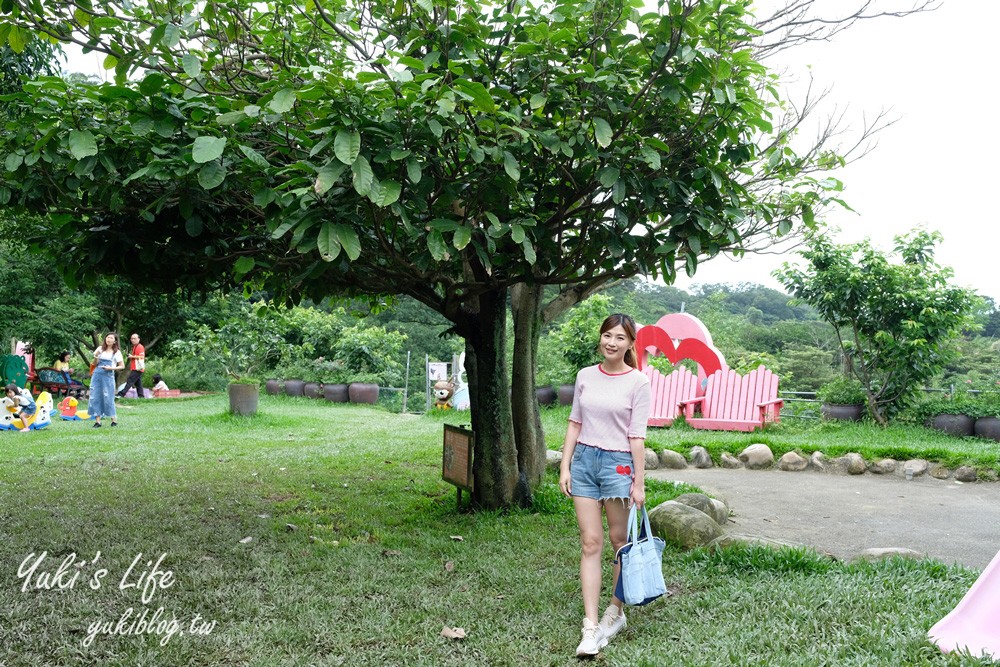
[779,387,1000,420]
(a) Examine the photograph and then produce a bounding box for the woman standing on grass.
[559,313,651,657]
[90,332,124,428]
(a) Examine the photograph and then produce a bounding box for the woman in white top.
[90,332,125,427]
[559,313,651,657]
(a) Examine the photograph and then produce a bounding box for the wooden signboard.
[442,424,474,506]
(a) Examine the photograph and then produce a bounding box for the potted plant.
[972,395,1000,442]
[913,396,976,437]
[347,372,381,404]
[817,377,867,421]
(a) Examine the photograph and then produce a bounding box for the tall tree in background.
[0,0,927,507]
[776,230,980,424]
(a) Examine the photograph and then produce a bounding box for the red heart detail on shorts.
[615,465,625,474]
[623,466,632,475]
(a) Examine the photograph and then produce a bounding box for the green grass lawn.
[0,396,995,666]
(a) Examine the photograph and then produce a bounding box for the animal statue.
[58,396,90,421]
[13,391,53,431]
[1,396,16,430]
[432,380,455,410]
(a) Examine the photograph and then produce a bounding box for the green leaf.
[197,162,226,189]
[503,151,520,181]
[185,216,204,237]
[377,180,401,207]
[453,226,472,250]
[0,187,10,205]
[640,146,661,169]
[334,129,361,165]
[182,53,202,78]
[234,256,255,275]
[317,222,341,261]
[139,73,166,96]
[529,93,547,110]
[268,89,296,114]
[594,118,613,148]
[7,25,25,53]
[522,240,536,265]
[217,110,246,125]
[103,54,119,70]
[314,162,347,195]
[333,224,361,260]
[510,224,525,244]
[239,145,269,168]
[162,24,181,49]
[406,158,421,184]
[428,119,443,138]
[68,130,98,159]
[5,152,23,172]
[351,156,373,196]
[192,136,226,164]
[427,231,448,261]
[598,166,620,188]
[453,80,496,113]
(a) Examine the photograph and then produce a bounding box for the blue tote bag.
[614,504,667,606]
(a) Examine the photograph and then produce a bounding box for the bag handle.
[626,504,655,547]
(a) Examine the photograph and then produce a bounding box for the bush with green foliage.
[331,324,407,386]
[817,377,867,405]
[549,294,612,381]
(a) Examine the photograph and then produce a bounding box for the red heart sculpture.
[635,325,724,378]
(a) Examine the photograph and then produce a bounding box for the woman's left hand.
[630,483,645,508]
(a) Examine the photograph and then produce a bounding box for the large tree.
[0,0,920,507]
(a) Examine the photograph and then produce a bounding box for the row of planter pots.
[928,414,1000,442]
[535,385,576,407]
[265,379,380,405]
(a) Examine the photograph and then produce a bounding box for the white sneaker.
[599,604,627,642]
[575,618,606,657]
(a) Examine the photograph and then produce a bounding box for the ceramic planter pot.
[535,386,556,407]
[348,382,379,404]
[930,413,975,437]
[283,379,305,397]
[265,379,283,395]
[303,381,323,399]
[974,416,1000,442]
[820,403,864,421]
[228,383,259,416]
[558,384,575,406]
[323,383,349,403]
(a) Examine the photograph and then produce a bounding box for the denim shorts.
[570,444,634,501]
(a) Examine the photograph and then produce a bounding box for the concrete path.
[646,467,1000,570]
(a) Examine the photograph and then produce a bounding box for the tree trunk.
[462,288,523,509]
[510,283,546,494]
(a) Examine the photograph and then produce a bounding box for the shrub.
[817,377,866,405]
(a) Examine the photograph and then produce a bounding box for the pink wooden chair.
[678,366,784,432]
[636,313,727,428]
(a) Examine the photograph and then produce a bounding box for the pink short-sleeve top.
[568,364,651,452]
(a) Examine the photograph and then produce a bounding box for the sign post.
[442,424,474,509]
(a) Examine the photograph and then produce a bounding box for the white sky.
[60,1,999,302]
[674,0,1000,303]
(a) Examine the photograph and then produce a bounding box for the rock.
[720,452,743,469]
[644,447,660,470]
[739,444,774,470]
[809,451,827,471]
[659,449,688,469]
[852,547,925,562]
[980,469,999,482]
[929,464,951,480]
[902,459,929,478]
[672,493,729,526]
[955,466,978,483]
[777,451,808,471]
[545,450,562,471]
[648,501,724,549]
[844,453,867,475]
[690,446,714,469]
[870,459,897,475]
[709,533,818,554]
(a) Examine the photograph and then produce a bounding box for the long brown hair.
[599,313,639,369]
[101,332,120,354]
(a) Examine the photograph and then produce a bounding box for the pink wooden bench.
[679,366,784,432]
[643,365,700,427]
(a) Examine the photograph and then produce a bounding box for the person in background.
[559,313,651,657]
[151,374,168,392]
[53,351,83,386]
[117,332,146,399]
[90,332,124,427]
[4,383,37,433]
